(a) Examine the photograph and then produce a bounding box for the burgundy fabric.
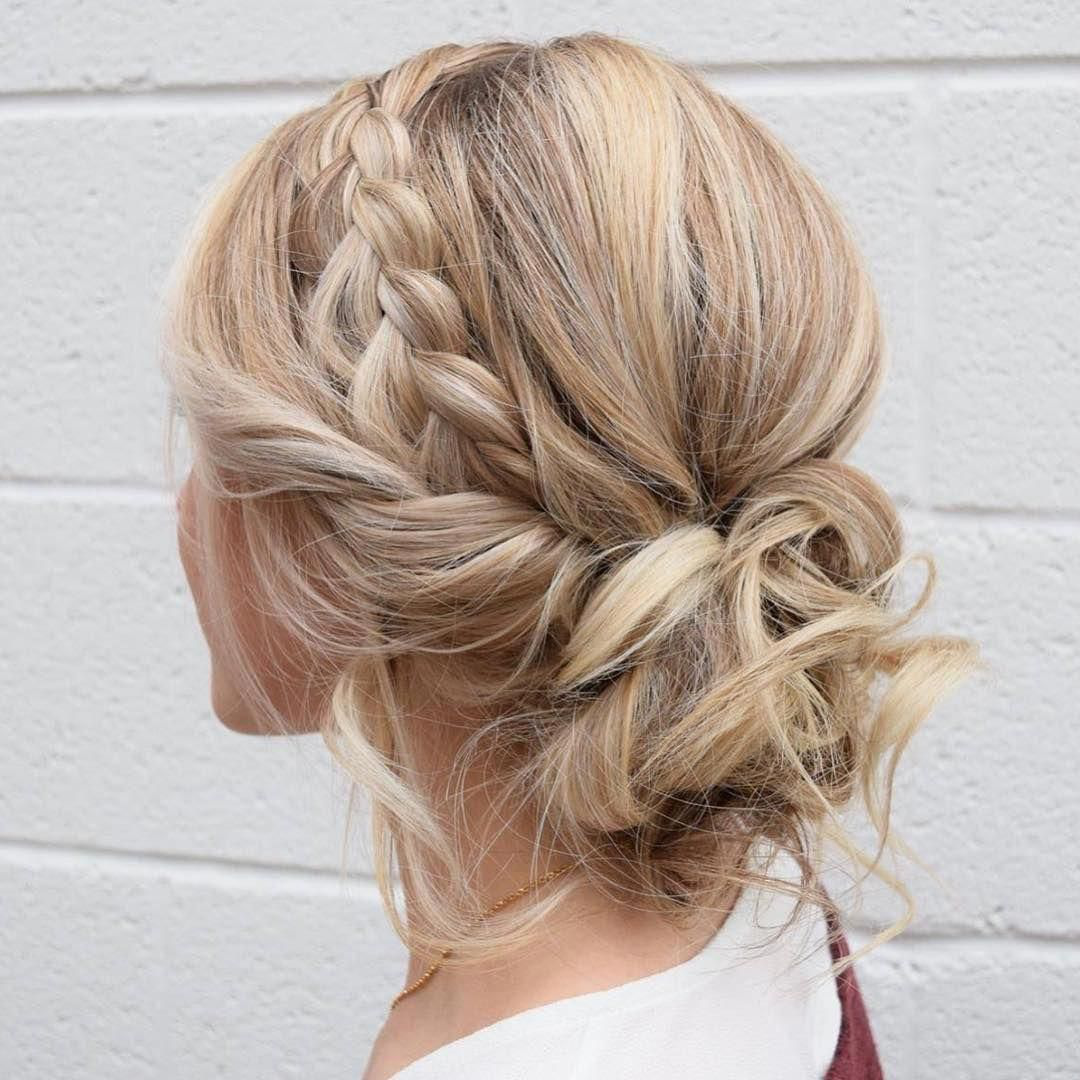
[822,907,885,1079]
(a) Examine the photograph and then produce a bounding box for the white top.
[390,844,842,1079]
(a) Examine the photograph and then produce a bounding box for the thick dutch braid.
[281,48,718,693]
[287,49,536,510]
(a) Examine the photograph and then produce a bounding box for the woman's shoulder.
[391,854,848,1079]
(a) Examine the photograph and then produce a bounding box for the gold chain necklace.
[390,863,575,1010]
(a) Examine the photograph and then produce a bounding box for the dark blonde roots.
[161,33,982,977]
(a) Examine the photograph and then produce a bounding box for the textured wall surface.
[2,3,1078,1077]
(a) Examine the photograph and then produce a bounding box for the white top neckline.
[386,842,842,1079]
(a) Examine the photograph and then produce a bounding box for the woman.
[163,32,980,1078]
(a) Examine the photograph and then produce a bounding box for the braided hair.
[161,33,981,973]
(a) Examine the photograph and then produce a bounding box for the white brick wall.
[2,4,1077,1077]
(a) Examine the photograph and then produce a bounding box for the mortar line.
[0,477,172,503]
[4,837,1080,951]
[0,835,379,895]
[0,56,1076,114]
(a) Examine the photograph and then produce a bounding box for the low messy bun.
[161,32,981,974]
[534,457,955,919]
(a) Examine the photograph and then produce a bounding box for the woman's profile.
[161,32,980,1079]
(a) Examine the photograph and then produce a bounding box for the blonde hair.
[161,32,982,978]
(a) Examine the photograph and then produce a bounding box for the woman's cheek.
[176,473,326,736]
[176,475,260,733]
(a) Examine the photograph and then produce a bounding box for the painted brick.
[839,515,1080,939]
[513,3,1080,69]
[931,87,1080,510]
[0,492,368,870]
[0,848,404,1079]
[2,3,1079,92]
[0,106,312,482]
[850,936,1080,1080]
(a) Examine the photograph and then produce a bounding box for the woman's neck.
[361,703,740,1079]
[363,878,734,1080]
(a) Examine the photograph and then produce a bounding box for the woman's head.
[163,32,980,967]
